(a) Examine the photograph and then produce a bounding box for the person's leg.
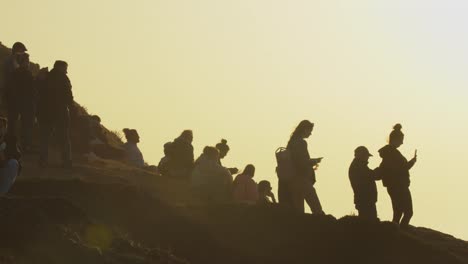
[291,177,305,213]
[278,179,293,207]
[304,179,324,215]
[19,103,34,150]
[57,110,72,167]
[400,188,413,229]
[7,108,19,137]
[388,187,403,225]
[39,122,52,166]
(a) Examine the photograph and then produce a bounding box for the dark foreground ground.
[0,156,467,264]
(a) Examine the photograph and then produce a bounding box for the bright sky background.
[2,0,468,240]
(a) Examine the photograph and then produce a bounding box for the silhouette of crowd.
[0,41,420,228]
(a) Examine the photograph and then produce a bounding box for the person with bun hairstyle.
[286,120,324,214]
[378,124,417,228]
[215,139,239,174]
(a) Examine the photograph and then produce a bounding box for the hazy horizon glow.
[2,0,468,239]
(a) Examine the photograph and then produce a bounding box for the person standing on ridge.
[6,53,36,152]
[378,124,417,229]
[38,60,73,168]
[348,146,381,220]
[1,42,28,103]
[287,120,324,214]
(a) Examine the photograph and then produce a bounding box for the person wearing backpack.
[378,124,417,229]
[286,120,324,214]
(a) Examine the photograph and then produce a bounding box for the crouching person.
[0,135,22,195]
[348,146,380,220]
[257,180,276,205]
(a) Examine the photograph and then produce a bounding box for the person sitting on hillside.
[6,53,36,152]
[215,139,239,175]
[232,164,258,204]
[0,134,22,195]
[257,180,277,205]
[348,146,381,220]
[38,60,73,168]
[169,130,194,179]
[158,142,173,177]
[191,146,232,203]
[122,128,145,168]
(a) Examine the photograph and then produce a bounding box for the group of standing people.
[276,120,418,228]
[1,41,74,169]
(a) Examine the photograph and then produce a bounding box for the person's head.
[123,128,140,143]
[354,146,373,162]
[258,180,272,195]
[16,53,30,69]
[90,115,101,124]
[53,60,68,74]
[163,142,173,156]
[215,139,230,159]
[203,146,220,161]
[179,130,193,143]
[242,164,255,178]
[389,124,404,148]
[12,42,27,54]
[291,120,314,140]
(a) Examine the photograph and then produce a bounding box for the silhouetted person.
[38,60,73,168]
[6,53,36,152]
[257,180,276,205]
[158,142,173,177]
[0,134,22,195]
[2,42,27,103]
[378,124,417,229]
[169,130,194,179]
[191,146,232,203]
[287,120,324,214]
[349,146,380,220]
[215,139,239,174]
[122,128,145,167]
[232,164,258,204]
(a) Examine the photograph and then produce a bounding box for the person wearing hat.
[348,146,381,220]
[2,42,28,103]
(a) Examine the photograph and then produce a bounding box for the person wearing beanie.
[348,146,381,220]
[378,124,417,228]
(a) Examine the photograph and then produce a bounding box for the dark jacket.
[287,136,315,183]
[170,136,194,171]
[6,68,35,107]
[38,68,73,122]
[378,145,415,188]
[349,159,379,205]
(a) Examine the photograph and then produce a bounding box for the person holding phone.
[287,120,325,214]
[378,124,417,228]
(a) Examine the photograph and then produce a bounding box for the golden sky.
[3,0,468,239]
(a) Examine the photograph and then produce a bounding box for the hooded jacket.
[378,145,415,188]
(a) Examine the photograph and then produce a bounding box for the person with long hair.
[378,124,417,228]
[286,120,324,214]
[232,164,258,204]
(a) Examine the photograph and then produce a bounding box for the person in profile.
[169,130,194,179]
[38,60,73,168]
[287,120,324,214]
[257,180,276,205]
[232,164,258,204]
[378,124,417,229]
[191,146,232,203]
[349,146,380,220]
[215,139,239,174]
[6,53,36,152]
[0,134,22,195]
[122,128,145,168]
[158,142,173,177]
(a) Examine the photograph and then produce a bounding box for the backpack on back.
[275,147,295,182]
